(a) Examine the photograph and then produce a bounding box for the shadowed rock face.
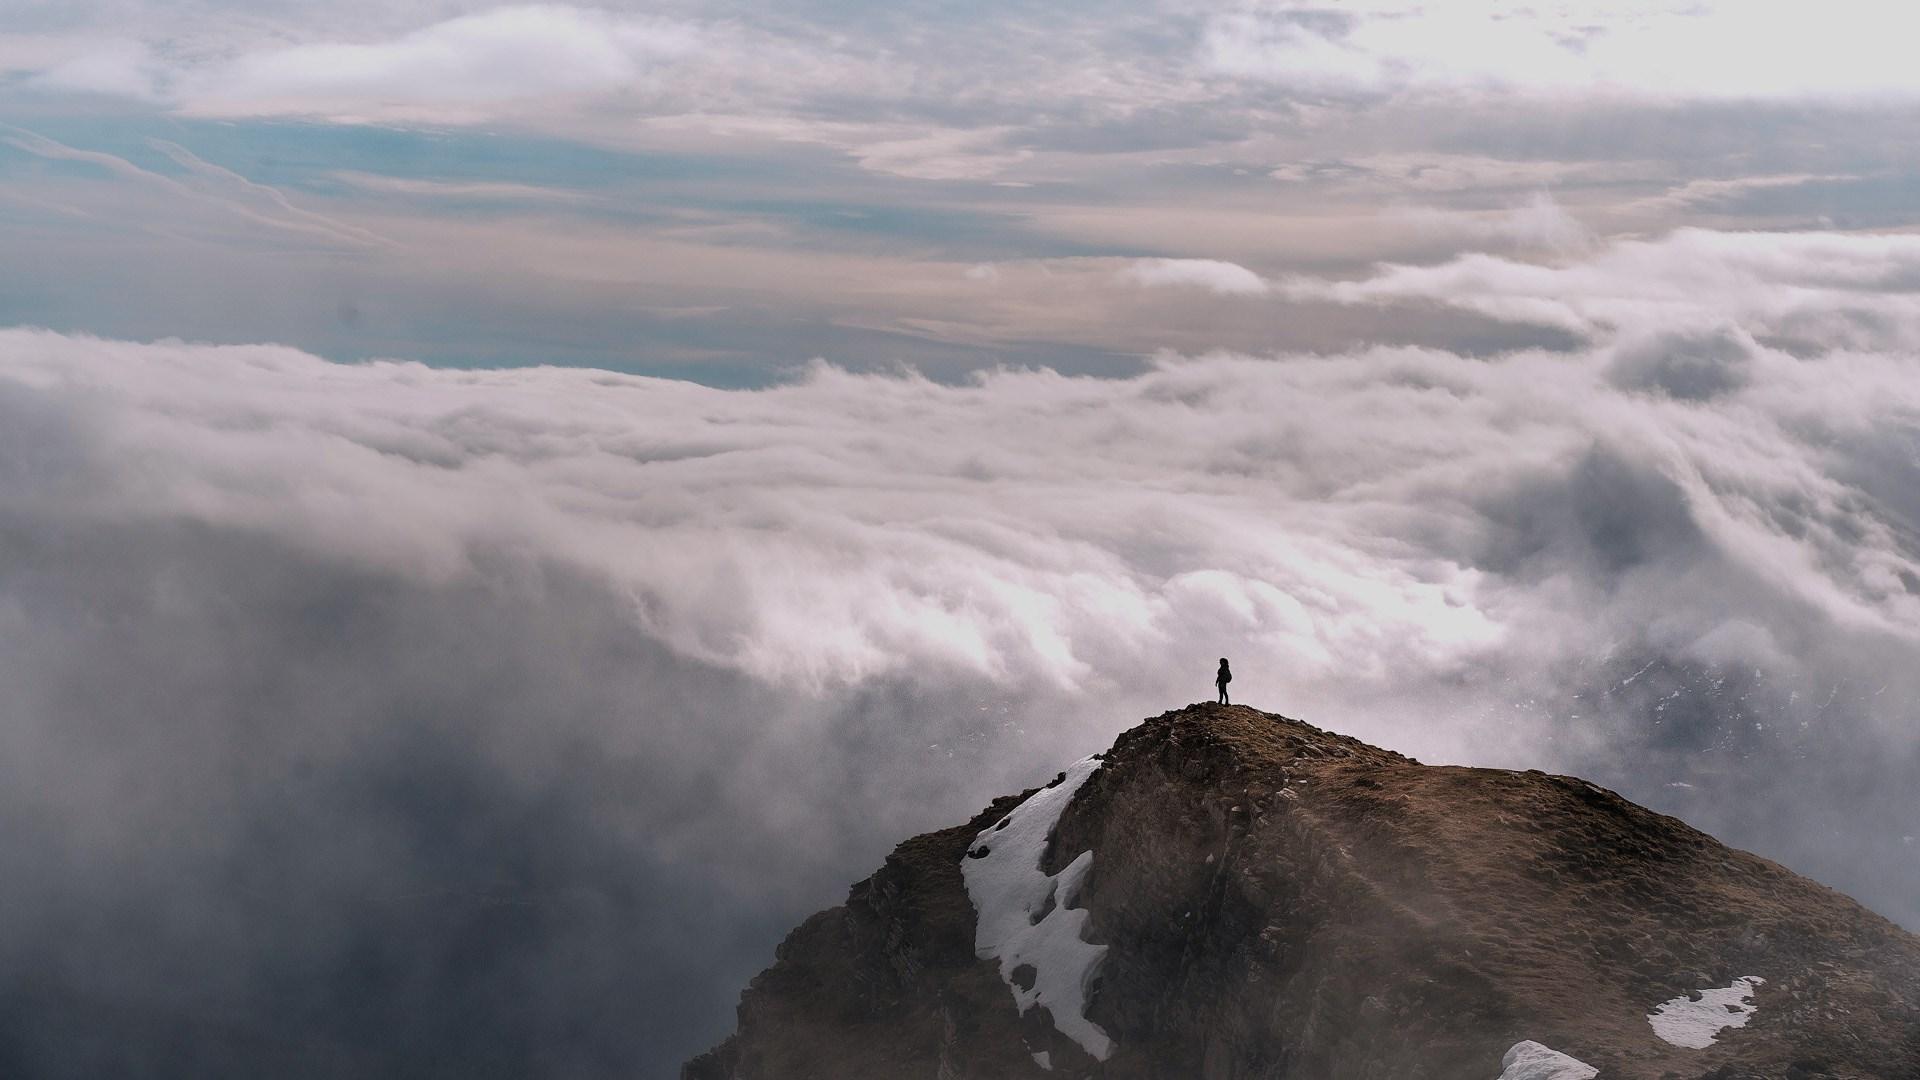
[685,704,1920,1080]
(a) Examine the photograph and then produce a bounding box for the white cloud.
[1123,257,1270,296]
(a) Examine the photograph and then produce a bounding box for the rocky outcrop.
[686,704,1920,1079]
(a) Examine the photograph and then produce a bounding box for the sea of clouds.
[3,224,1920,1075]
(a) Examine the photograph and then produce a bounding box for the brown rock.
[686,704,1920,1079]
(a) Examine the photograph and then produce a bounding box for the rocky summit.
[684,704,1920,1079]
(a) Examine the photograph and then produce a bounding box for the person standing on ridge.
[1216,658,1232,705]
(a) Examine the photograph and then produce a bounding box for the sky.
[3,3,1920,1077]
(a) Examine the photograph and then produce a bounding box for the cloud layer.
[4,222,1920,1074]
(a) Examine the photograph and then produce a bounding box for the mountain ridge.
[686,703,1920,1079]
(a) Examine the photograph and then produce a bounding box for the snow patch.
[961,754,1112,1061]
[1031,1049,1051,1070]
[1647,975,1764,1048]
[1496,1040,1598,1080]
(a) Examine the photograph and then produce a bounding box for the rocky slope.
[685,704,1920,1079]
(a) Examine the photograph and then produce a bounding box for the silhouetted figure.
[1216,658,1232,705]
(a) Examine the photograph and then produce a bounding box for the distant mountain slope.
[686,704,1920,1079]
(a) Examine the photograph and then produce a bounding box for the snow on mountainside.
[685,703,1920,1079]
[1647,976,1766,1049]
[1495,1040,1598,1080]
[962,754,1112,1061]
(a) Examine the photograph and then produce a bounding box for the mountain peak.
[687,703,1920,1079]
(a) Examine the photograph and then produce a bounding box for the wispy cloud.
[148,139,391,246]
[2,124,387,248]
